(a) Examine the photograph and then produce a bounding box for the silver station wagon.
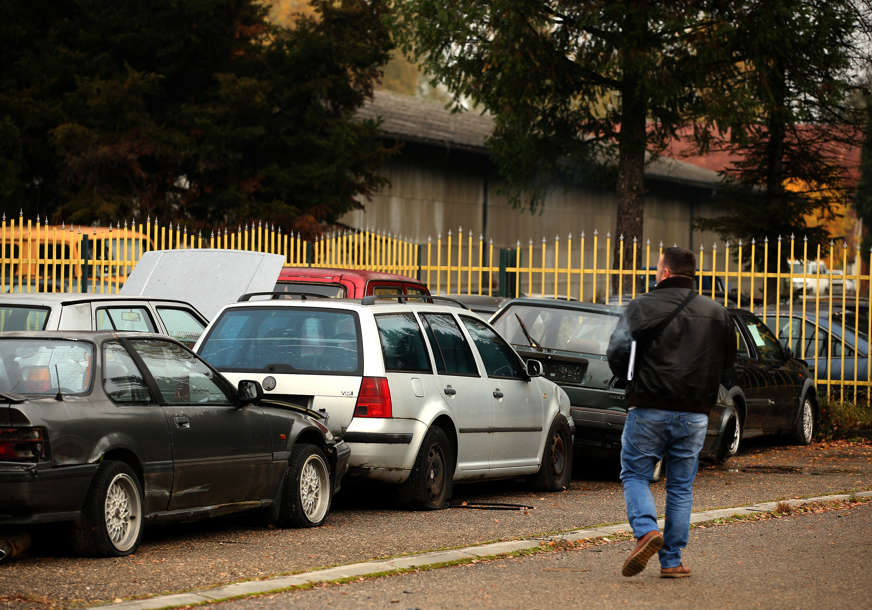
[195,297,574,508]
[0,293,208,348]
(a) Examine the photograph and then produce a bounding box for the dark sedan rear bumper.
[571,403,733,462]
[0,461,96,525]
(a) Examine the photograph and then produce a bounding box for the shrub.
[816,397,872,440]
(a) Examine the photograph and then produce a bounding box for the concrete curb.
[93,490,872,609]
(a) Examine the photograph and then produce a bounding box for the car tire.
[531,417,573,491]
[792,396,815,445]
[279,444,332,528]
[400,426,453,509]
[727,415,742,457]
[71,460,143,557]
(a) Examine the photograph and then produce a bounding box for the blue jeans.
[620,407,708,569]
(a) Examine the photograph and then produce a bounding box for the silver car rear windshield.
[199,307,362,374]
[0,339,93,395]
[0,306,50,331]
[492,305,618,355]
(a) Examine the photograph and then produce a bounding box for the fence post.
[416,243,424,281]
[82,233,92,293]
[498,248,517,297]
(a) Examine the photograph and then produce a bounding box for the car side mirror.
[526,359,543,378]
[783,346,794,360]
[237,379,263,406]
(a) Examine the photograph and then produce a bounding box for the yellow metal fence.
[1,217,869,405]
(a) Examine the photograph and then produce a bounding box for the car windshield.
[0,339,93,395]
[492,305,618,355]
[0,306,49,331]
[199,307,361,373]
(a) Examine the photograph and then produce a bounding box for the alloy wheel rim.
[104,473,141,552]
[802,400,814,442]
[729,419,741,455]
[300,454,330,523]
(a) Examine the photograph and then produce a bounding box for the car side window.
[375,313,432,373]
[777,318,822,359]
[96,307,156,332]
[103,341,151,403]
[156,307,206,348]
[420,313,479,377]
[129,339,232,406]
[743,316,784,360]
[825,331,853,358]
[460,316,527,379]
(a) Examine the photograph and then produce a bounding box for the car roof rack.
[428,296,471,310]
[238,291,329,302]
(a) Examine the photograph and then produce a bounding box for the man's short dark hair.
[662,247,696,277]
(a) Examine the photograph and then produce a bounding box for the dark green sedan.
[0,331,349,560]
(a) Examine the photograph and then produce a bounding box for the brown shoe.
[660,564,691,578]
[621,530,664,577]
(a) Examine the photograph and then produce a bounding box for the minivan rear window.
[198,307,362,374]
[274,282,346,298]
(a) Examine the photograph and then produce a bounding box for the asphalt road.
[1,438,870,608]
[213,500,872,609]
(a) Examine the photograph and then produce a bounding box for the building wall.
[340,150,726,295]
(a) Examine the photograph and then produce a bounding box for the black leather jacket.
[606,276,736,414]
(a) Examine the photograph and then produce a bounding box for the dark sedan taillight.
[353,377,392,418]
[0,427,48,461]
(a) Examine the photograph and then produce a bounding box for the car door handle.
[443,385,457,396]
[493,389,504,399]
[174,415,191,430]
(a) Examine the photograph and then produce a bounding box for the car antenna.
[54,364,64,401]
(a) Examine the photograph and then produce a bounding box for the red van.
[275,267,430,299]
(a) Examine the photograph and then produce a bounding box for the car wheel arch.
[99,448,144,487]
[729,391,747,429]
[293,427,333,469]
[429,414,458,471]
[799,380,818,411]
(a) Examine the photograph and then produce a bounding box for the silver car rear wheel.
[72,461,144,556]
[103,472,143,553]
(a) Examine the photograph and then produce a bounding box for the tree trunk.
[763,59,788,303]
[614,0,648,297]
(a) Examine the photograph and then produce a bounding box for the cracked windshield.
[492,305,618,355]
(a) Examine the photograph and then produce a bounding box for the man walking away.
[607,247,735,578]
